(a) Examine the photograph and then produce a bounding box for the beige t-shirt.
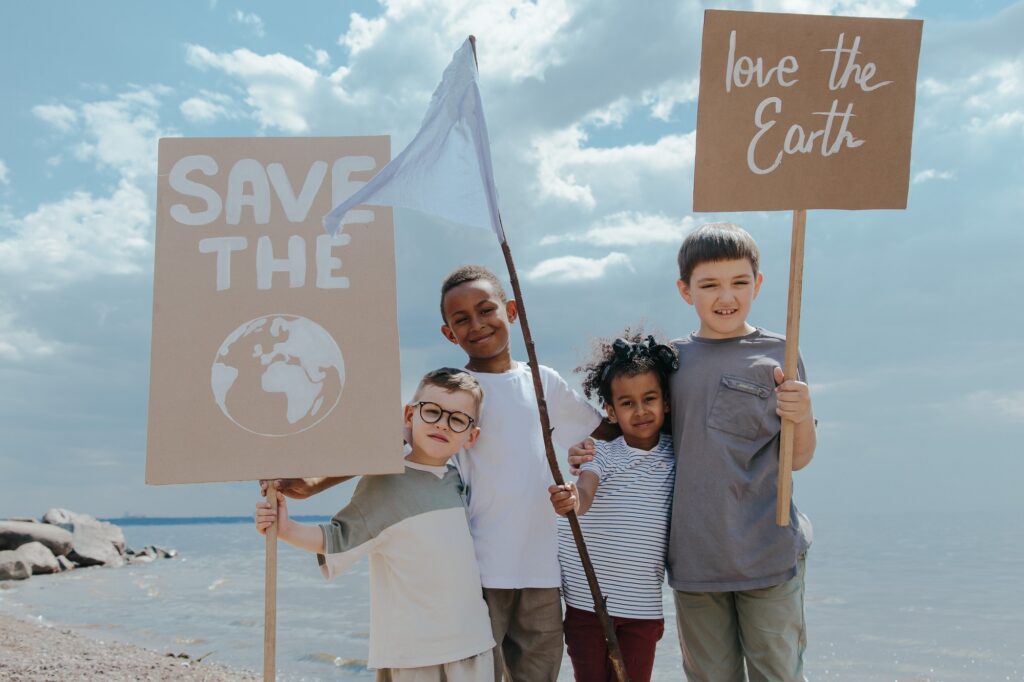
[318,463,494,669]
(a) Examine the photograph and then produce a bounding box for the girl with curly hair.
[549,330,679,682]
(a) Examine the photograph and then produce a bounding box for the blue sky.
[1,0,1022,518]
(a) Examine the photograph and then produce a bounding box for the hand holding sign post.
[693,10,923,525]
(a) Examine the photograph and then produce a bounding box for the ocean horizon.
[2,510,1022,681]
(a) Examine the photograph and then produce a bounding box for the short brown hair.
[413,367,485,415]
[677,223,760,284]
[439,265,508,322]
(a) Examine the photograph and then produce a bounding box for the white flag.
[323,38,505,243]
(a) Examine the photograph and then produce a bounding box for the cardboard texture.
[147,137,403,484]
[693,10,923,212]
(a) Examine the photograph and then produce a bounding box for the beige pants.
[483,587,564,682]
[673,556,808,682]
[376,650,494,682]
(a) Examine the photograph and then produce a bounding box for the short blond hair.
[412,367,485,415]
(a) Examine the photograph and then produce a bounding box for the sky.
[0,0,1022,519]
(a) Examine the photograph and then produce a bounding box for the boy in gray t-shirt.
[571,222,817,682]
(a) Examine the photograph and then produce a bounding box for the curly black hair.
[575,328,679,406]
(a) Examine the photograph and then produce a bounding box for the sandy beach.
[0,613,259,682]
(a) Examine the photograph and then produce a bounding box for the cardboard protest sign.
[693,10,923,212]
[147,137,403,485]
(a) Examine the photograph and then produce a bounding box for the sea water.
[1,511,1022,681]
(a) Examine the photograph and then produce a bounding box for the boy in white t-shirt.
[439,265,617,681]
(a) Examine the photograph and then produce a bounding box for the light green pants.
[673,556,807,682]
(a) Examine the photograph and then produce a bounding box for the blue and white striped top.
[557,434,675,619]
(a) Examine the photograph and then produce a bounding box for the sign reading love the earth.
[693,10,923,211]
[147,137,403,485]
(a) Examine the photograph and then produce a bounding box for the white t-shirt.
[454,362,602,588]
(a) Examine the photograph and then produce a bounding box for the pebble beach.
[0,613,258,682]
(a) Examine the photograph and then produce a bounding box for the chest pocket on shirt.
[707,374,773,440]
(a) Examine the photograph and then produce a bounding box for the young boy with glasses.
[256,368,496,682]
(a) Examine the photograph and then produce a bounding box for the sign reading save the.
[693,10,923,211]
[147,137,404,486]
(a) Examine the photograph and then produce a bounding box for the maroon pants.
[563,605,664,682]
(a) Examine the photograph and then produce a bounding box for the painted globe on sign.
[211,315,345,437]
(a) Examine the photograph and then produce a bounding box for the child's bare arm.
[255,492,325,553]
[773,367,816,470]
[589,418,621,442]
[260,476,353,499]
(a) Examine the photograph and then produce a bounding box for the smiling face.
[605,371,669,451]
[404,384,480,466]
[440,279,517,372]
[677,258,763,339]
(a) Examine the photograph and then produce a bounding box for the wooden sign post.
[147,137,405,679]
[693,10,923,524]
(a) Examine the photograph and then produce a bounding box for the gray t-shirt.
[667,328,812,592]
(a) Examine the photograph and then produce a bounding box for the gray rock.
[41,509,127,566]
[42,508,91,526]
[148,545,178,559]
[15,542,60,575]
[0,521,74,556]
[67,523,124,567]
[0,550,31,580]
[56,555,75,572]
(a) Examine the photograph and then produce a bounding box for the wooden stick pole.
[264,488,278,681]
[776,209,807,527]
[467,35,626,680]
[500,235,631,682]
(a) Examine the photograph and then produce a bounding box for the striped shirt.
[557,434,675,619]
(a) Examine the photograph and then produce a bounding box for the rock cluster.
[0,508,176,581]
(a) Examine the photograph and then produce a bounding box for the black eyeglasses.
[414,401,476,433]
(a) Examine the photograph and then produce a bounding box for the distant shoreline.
[0,612,259,682]
[102,515,332,526]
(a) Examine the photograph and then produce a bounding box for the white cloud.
[0,160,9,185]
[32,103,78,132]
[180,91,238,123]
[309,47,331,68]
[643,78,699,122]
[911,169,955,185]
[525,252,633,283]
[337,0,573,83]
[967,390,1024,421]
[0,180,151,289]
[339,12,387,56]
[71,87,169,181]
[752,0,916,17]
[540,211,696,247]
[532,125,696,209]
[0,299,64,361]
[232,10,265,37]
[920,56,1024,136]
[186,44,333,133]
[0,87,170,289]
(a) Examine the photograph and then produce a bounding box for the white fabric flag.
[323,38,505,243]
